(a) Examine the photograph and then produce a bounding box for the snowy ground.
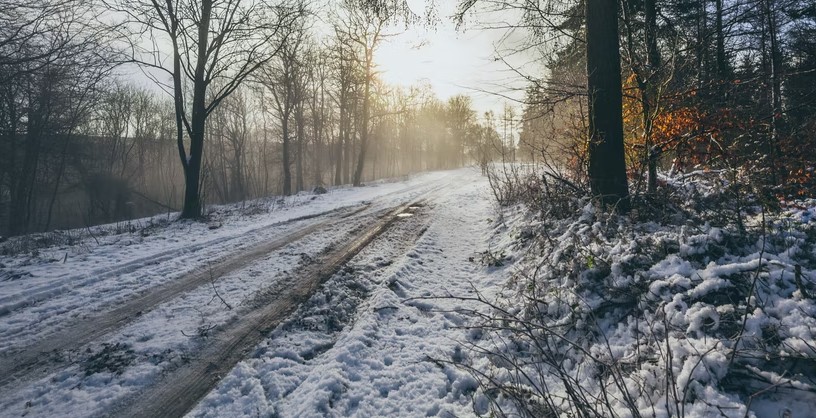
[0,168,515,417]
[460,168,816,418]
[8,166,807,418]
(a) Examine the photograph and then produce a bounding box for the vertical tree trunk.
[10,88,44,235]
[696,0,708,90]
[764,0,783,184]
[715,0,727,78]
[586,0,629,210]
[311,88,324,187]
[353,76,371,187]
[295,104,304,193]
[642,0,659,192]
[281,116,292,195]
[343,125,352,184]
[334,136,342,186]
[179,0,212,219]
[645,0,660,70]
[4,88,20,235]
[335,92,346,186]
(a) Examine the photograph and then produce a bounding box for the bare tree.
[107,0,304,218]
[334,2,390,187]
[1,0,116,235]
[446,94,475,167]
[261,18,307,196]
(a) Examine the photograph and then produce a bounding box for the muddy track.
[0,204,365,318]
[106,199,433,418]
[0,204,371,390]
[0,180,445,318]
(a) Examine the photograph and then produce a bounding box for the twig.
[209,266,232,310]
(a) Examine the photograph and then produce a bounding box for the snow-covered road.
[0,168,512,417]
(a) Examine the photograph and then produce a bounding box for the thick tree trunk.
[586,0,629,210]
[715,0,727,79]
[178,0,212,219]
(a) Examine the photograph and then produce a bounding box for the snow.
[3,166,814,418]
[459,168,816,418]
[0,168,515,417]
[0,171,450,353]
[188,168,508,417]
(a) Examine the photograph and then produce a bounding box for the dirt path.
[0,204,369,390]
[0,205,366,319]
[106,199,432,418]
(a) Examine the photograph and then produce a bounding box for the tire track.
[106,199,436,418]
[0,177,447,318]
[0,205,362,318]
[0,176,456,414]
[0,204,371,390]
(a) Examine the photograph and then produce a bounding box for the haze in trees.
[1,0,814,235]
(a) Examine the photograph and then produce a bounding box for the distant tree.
[0,0,115,235]
[337,3,390,187]
[262,19,307,196]
[446,95,475,166]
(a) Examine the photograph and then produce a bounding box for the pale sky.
[375,0,536,115]
[125,0,537,117]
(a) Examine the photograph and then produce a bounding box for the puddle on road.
[396,202,427,218]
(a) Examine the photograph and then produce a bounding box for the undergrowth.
[458,166,816,417]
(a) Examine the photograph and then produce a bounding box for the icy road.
[0,168,512,417]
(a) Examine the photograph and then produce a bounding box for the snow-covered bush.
[461,170,816,417]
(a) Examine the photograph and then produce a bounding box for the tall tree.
[586,0,629,209]
[263,22,307,196]
[108,0,303,217]
[335,2,390,187]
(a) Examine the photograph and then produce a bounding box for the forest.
[3,0,814,237]
[515,0,815,203]
[1,0,815,416]
[0,0,516,236]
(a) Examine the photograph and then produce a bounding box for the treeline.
[0,0,500,237]
[516,0,816,198]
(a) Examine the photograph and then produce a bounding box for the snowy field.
[0,168,517,417]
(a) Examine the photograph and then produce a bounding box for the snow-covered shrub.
[460,172,816,417]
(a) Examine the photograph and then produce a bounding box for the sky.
[125,0,539,118]
[374,0,537,116]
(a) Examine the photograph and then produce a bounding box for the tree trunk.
[715,0,727,79]
[295,104,304,192]
[764,0,783,184]
[644,0,660,192]
[353,76,371,187]
[334,136,342,186]
[344,125,352,184]
[586,0,629,210]
[645,0,660,70]
[179,0,212,219]
[281,116,292,195]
